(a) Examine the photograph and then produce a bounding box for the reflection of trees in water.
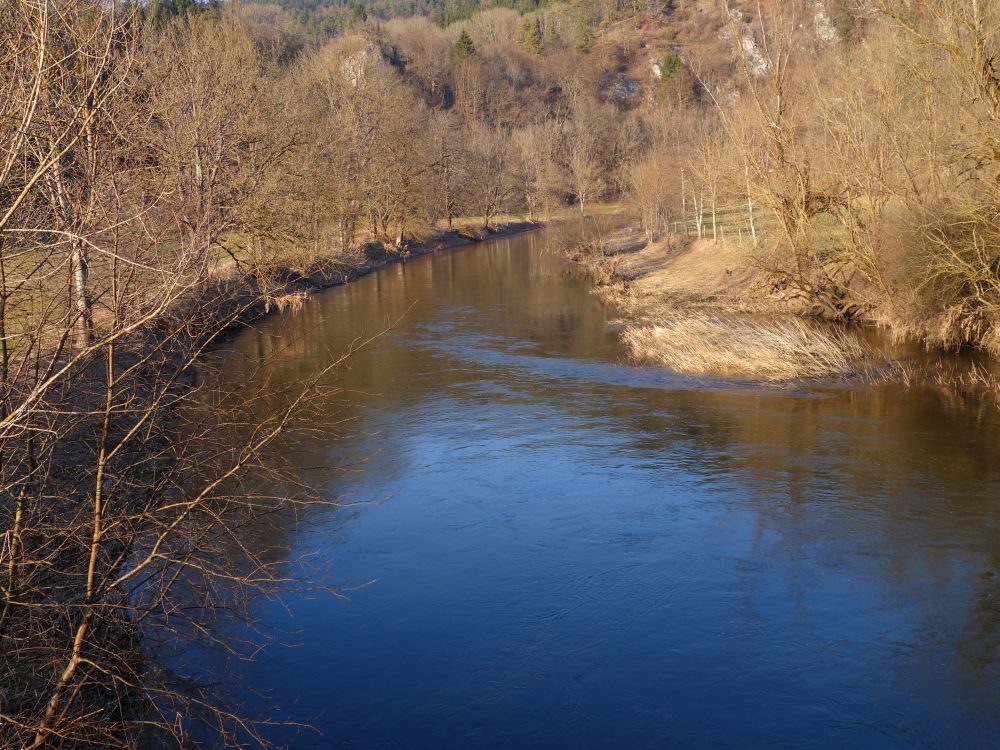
[957,562,1000,674]
[630,385,1000,687]
[157,335,372,744]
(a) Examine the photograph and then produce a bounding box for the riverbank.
[192,221,546,340]
[567,225,1000,394]
[565,226,881,381]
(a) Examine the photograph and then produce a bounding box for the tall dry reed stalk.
[622,313,873,380]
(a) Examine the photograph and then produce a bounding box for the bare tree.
[0,6,356,747]
[567,130,603,215]
[707,0,852,317]
[145,18,304,278]
[513,122,565,221]
[464,125,516,229]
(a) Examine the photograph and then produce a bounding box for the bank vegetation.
[618,0,1000,372]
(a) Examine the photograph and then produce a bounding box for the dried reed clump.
[622,313,874,380]
[264,290,310,313]
[883,358,1000,403]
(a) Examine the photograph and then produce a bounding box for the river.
[201,225,1000,748]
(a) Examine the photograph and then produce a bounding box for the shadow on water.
[194,226,1000,749]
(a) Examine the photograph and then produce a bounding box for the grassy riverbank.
[567,222,1000,394]
[565,224,871,380]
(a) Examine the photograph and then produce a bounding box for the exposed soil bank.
[281,222,545,298]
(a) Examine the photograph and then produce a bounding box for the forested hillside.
[239,0,586,38]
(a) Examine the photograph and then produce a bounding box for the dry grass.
[622,313,875,381]
[883,357,1000,404]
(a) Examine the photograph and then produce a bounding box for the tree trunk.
[70,239,93,346]
[681,168,689,237]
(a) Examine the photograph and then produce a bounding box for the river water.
[206,226,1000,748]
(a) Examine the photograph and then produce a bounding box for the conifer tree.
[572,19,594,52]
[454,29,476,58]
[517,17,544,55]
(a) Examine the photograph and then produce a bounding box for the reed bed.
[623,313,874,381]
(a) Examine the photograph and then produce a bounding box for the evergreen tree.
[516,17,543,55]
[454,29,476,58]
[140,0,219,29]
[572,19,594,52]
[660,50,682,79]
[204,0,222,24]
[655,50,695,105]
[349,3,367,26]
